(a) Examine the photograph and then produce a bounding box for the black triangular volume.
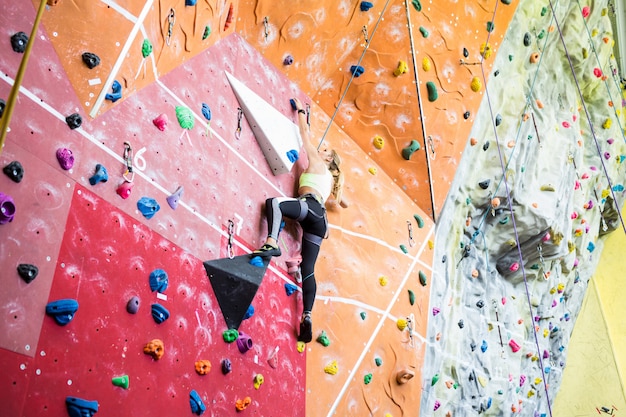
[203,254,270,330]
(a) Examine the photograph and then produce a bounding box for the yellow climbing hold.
[379,276,388,286]
[603,118,612,129]
[254,373,264,389]
[602,189,610,198]
[297,341,305,353]
[470,77,482,92]
[478,376,487,387]
[543,328,549,337]
[534,377,542,385]
[368,167,377,175]
[373,135,385,149]
[397,318,408,331]
[394,60,408,76]
[549,286,557,294]
[324,360,338,375]
[582,48,589,59]
[591,28,598,37]
[557,283,565,292]
[428,240,434,249]
[422,57,431,72]
[480,42,492,59]
[385,414,393,417]
[528,389,535,398]
[540,184,555,191]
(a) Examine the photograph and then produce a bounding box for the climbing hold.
[478,179,490,189]
[201,102,212,124]
[66,397,99,417]
[470,77,482,92]
[112,375,129,389]
[126,296,140,314]
[286,149,299,163]
[458,319,464,329]
[89,164,107,186]
[414,214,424,228]
[360,1,374,11]
[587,241,595,252]
[236,332,253,353]
[422,57,431,71]
[408,289,415,305]
[116,181,133,199]
[432,307,440,316]
[249,256,264,267]
[399,244,408,254]
[529,52,541,63]
[153,113,168,131]
[603,118,612,129]
[375,357,382,366]
[283,55,294,66]
[495,114,502,126]
[0,193,16,224]
[243,305,254,320]
[3,161,24,183]
[17,264,38,283]
[470,342,476,351]
[396,369,415,384]
[364,373,373,384]
[151,303,170,324]
[56,148,75,170]
[397,318,408,331]
[140,39,152,59]
[419,270,427,286]
[81,52,100,69]
[360,311,366,320]
[433,400,441,411]
[202,26,211,40]
[476,300,484,308]
[176,106,195,130]
[137,197,160,219]
[350,65,365,77]
[45,299,79,325]
[482,141,490,151]
[284,283,297,296]
[393,61,408,76]
[426,81,438,102]
[471,269,479,278]
[324,360,338,375]
[411,0,421,12]
[419,26,429,38]
[368,167,377,175]
[253,373,264,390]
[581,5,590,17]
[540,184,555,192]
[491,197,501,208]
[480,340,488,352]
[509,262,519,272]
[373,135,385,149]
[149,269,169,293]
[379,276,388,286]
[65,113,83,130]
[221,358,232,374]
[480,42,492,59]
[165,186,183,210]
[402,140,421,160]
[431,374,440,386]
[296,341,305,353]
[486,21,494,32]
[189,390,206,415]
[105,80,122,103]
[223,3,234,31]
[222,329,239,343]
[143,339,164,360]
[267,346,279,368]
[523,32,531,47]
[316,330,331,347]
[235,397,251,411]
[185,0,197,5]
[463,111,470,119]
[10,32,28,53]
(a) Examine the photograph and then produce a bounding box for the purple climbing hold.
[221,358,232,374]
[17,264,38,283]
[89,164,108,185]
[56,148,75,170]
[65,113,83,130]
[137,197,160,219]
[236,332,253,353]
[166,186,184,209]
[0,192,16,224]
[10,32,28,53]
[283,55,294,66]
[3,160,24,183]
[126,296,140,314]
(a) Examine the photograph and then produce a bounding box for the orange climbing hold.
[143,339,164,360]
[235,396,252,411]
[195,360,212,375]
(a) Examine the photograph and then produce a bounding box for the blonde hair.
[328,150,344,204]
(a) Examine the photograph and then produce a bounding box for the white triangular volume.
[225,71,302,175]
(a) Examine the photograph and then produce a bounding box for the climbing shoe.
[298,313,313,343]
[252,243,281,258]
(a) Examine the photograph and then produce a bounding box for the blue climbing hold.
[137,197,160,219]
[243,304,255,320]
[185,0,198,5]
[66,396,99,417]
[201,103,211,121]
[480,340,488,352]
[151,303,170,324]
[350,65,365,77]
[149,269,169,293]
[189,390,206,415]
[46,299,79,326]
[286,149,299,163]
[249,256,264,267]
[587,241,595,252]
[612,184,624,192]
[105,80,122,103]
[360,1,374,11]
[289,98,297,110]
[89,164,108,185]
[285,283,297,296]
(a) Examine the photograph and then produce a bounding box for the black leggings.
[265,195,327,313]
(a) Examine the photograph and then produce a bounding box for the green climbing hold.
[176,106,195,130]
[431,373,439,386]
[408,289,415,305]
[538,29,545,39]
[414,214,424,228]
[419,27,429,38]
[453,382,459,389]
[360,311,367,320]
[419,270,427,286]
[402,140,421,160]
[142,39,153,58]
[364,373,373,385]
[486,21,494,32]
[465,197,472,205]
[222,329,239,343]
[499,216,509,225]
[411,0,422,12]
[316,330,331,347]
[508,54,513,62]
[426,81,438,102]
[501,0,511,4]
[541,6,547,16]
[375,357,382,366]
[202,26,211,40]
[400,244,408,254]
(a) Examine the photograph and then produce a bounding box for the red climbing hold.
[224,3,234,31]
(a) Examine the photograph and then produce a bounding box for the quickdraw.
[235,107,243,139]
[166,8,175,46]
[263,16,269,41]
[361,25,369,44]
[305,103,311,126]
[407,220,415,247]
[427,135,436,160]
[227,219,235,259]
[123,141,134,182]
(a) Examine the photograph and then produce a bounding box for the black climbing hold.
[494,69,500,77]
[17,264,38,283]
[81,52,100,69]
[442,255,447,263]
[476,300,484,308]
[65,113,82,130]
[126,296,140,314]
[458,319,464,329]
[523,32,531,47]
[501,0,511,4]
[463,47,469,58]
[3,161,24,183]
[10,32,28,53]
[482,141,490,151]
[221,358,232,374]
[0,98,5,117]
[470,341,477,351]
[495,114,502,126]
[478,179,490,189]
[463,111,470,120]
[204,254,270,330]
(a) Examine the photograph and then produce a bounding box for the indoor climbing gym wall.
[1,1,626,417]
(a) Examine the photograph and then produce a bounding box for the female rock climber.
[253,97,348,343]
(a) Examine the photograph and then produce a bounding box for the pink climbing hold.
[607,138,614,144]
[501,297,506,305]
[573,258,579,267]
[509,262,519,272]
[574,180,581,189]
[56,148,75,170]
[582,6,590,17]
[541,233,550,242]
[543,349,549,359]
[116,181,133,199]
[509,339,520,353]
[604,152,611,160]
[593,67,602,78]
[562,121,570,128]
[432,307,441,316]
[581,173,589,179]
[520,375,526,386]
[571,211,578,219]
[433,400,441,411]
[153,113,168,131]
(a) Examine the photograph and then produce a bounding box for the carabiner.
[235,107,243,139]
[407,220,415,247]
[227,219,235,259]
[166,8,175,46]
[123,141,135,182]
